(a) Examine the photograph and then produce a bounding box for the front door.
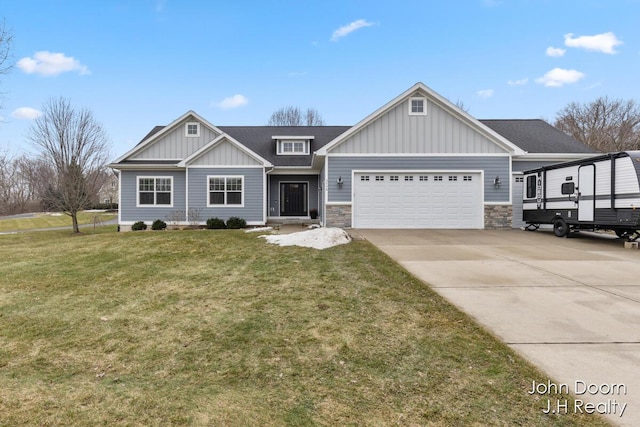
[280,183,308,216]
[578,164,595,222]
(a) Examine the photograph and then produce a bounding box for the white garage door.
[512,174,525,229]
[353,172,483,229]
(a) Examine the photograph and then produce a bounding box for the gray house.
[109,82,594,230]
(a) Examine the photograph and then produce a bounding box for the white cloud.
[216,94,248,109]
[11,107,42,120]
[17,51,90,76]
[564,32,622,54]
[507,78,528,86]
[477,89,494,98]
[331,19,374,42]
[546,46,566,57]
[535,68,585,87]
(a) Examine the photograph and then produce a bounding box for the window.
[404,175,413,181]
[375,176,384,181]
[138,177,172,206]
[448,176,458,181]
[409,97,427,115]
[515,176,524,183]
[360,175,370,181]
[419,176,428,181]
[526,175,537,199]
[208,176,243,206]
[277,140,309,155]
[463,176,472,181]
[185,122,200,137]
[434,176,443,181]
[561,182,575,195]
[390,176,399,181]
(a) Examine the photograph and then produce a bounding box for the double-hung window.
[138,177,172,206]
[208,176,243,206]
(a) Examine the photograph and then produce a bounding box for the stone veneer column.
[325,205,352,228]
[484,205,513,229]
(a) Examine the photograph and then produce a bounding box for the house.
[97,173,119,206]
[109,82,595,231]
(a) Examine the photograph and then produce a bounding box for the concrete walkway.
[357,229,640,426]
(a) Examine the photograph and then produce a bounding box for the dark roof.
[128,119,594,166]
[218,126,351,166]
[480,119,597,154]
[138,125,165,145]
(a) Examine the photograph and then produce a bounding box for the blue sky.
[1,0,638,158]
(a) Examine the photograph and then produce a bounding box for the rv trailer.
[522,151,640,240]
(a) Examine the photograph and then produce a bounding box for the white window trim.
[408,96,427,116]
[207,175,245,207]
[185,122,200,137]
[136,176,174,207]
[277,139,309,155]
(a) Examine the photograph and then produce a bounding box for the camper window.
[561,182,575,195]
[526,176,536,198]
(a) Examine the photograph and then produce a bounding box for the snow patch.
[244,226,273,233]
[259,227,351,250]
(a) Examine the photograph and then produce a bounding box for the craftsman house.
[109,82,594,230]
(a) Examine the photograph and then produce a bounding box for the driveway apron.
[357,229,640,427]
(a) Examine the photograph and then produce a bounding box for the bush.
[226,217,247,229]
[206,217,226,229]
[131,221,147,231]
[151,219,167,230]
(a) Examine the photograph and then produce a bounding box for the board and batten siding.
[327,156,510,203]
[131,118,220,160]
[189,140,262,166]
[187,167,264,223]
[120,170,186,222]
[331,94,507,154]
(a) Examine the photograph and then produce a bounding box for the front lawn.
[0,228,609,426]
[0,211,117,232]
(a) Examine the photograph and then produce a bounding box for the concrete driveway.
[356,229,640,426]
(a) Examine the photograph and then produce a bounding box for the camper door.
[578,164,595,221]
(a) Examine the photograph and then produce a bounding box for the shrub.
[226,217,247,229]
[151,219,167,230]
[206,217,226,229]
[131,221,147,231]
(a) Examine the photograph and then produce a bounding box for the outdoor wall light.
[337,176,344,187]
[494,176,502,187]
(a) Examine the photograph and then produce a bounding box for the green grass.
[0,228,610,426]
[0,211,117,232]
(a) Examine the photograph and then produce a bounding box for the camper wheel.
[553,218,569,238]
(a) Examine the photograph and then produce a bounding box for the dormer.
[273,135,314,155]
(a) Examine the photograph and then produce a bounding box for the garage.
[353,172,483,228]
[511,174,525,229]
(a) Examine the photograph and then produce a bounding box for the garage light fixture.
[494,176,502,187]
[337,176,344,187]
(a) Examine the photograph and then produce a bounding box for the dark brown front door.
[280,183,307,216]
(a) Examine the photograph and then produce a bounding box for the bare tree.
[268,106,325,126]
[554,97,640,152]
[27,97,110,233]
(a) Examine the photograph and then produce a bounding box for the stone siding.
[484,204,512,229]
[326,205,352,228]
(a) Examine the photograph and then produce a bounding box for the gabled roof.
[218,126,350,166]
[113,110,224,163]
[177,133,272,167]
[316,82,526,156]
[480,119,597,154]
